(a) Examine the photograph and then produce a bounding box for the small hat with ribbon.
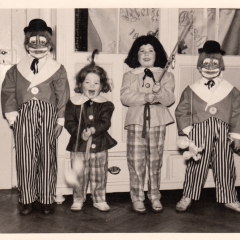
[198,40,225,55]
[24,19,52,35]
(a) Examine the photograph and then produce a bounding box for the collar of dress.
[17,54,61,90]
[70,94,108,105]
[131,67,163,74]
[190,77,233,107]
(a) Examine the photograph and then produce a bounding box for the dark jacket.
[64,99,117,152]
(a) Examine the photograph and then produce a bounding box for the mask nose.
[35,36,46,49]
[208,60,215,70]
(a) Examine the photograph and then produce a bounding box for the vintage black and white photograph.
[0,0,240,239]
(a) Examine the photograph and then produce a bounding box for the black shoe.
[41,204,54,215]
[20,203,33,215]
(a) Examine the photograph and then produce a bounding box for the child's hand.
[89,127,96,135]
[81,128,92,141]
[152,83,161,93]
[54,124,63,139]
[144,93,155,103]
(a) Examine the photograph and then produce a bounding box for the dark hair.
[74,49,111,93]
[124,35,168,68]
[24,31,54,52]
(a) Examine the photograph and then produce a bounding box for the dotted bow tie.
[204,79,215,89]
[142,68,156,87]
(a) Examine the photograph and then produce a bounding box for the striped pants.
[127,125,166,202]
[13,99,57,204]
[71,151,108,203]
[183,117,238,203]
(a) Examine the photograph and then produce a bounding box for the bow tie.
[204,79,215,89]
[30,58,39,74]
[84,99,93,108]
[142,68,156,87]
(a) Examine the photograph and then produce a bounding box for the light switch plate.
[0,49,17,65]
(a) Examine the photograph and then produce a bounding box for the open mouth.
[202,70,219,75]
[88,90,95,96]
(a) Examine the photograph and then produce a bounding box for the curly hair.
[24,31,54,52]
[124,35,168,68]
[74,50,111,94]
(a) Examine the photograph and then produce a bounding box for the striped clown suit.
[1,55,70,204]
[175,77,240,203]
[120,67,175,202]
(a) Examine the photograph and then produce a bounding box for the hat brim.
[24,26,52,35]
[198,48,225,55]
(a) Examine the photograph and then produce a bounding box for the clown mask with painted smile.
[199,58,221,80]
[26,35,50,59]
[81,73,102,99]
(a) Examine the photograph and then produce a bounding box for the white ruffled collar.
[70,93,108,105]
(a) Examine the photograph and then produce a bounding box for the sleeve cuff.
[182,126,193,136]
[5,111,18,126]
[230,133,240,140]
[57,118,65,126]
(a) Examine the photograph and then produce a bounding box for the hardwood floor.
[0,187,240,234]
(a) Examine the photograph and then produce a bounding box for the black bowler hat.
[198,40,225,55]
[24,19,52,35]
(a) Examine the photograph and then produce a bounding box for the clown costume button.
[31,87,39,94]
[89,115,94,120]
[209,107,217,115]
[145,83,150,88]
[91,144,96,149]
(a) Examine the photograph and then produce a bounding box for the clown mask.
[199,58,220,79]
[197,52,225,80]
[26,34,51,59]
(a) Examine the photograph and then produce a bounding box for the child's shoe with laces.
[151,199,163,213]
[176,196,191,212]
[133,200,146,214]
[71,200,83,211]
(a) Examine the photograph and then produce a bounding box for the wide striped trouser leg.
[71,152,90,203]
[127,125,147,202]
[89,151,108,203]
[183,118,216,200]
[34,100,58,204]
[146,125,166,201]
[13,100,39,204]
[211,119,237,203]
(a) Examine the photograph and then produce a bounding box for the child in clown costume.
[175,40,240,213]
[1,19,70,215]
[120,35,175,214]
